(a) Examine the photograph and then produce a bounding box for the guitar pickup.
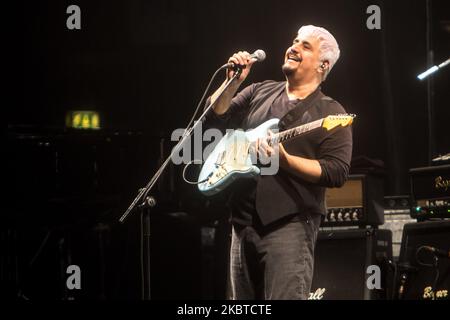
[215,151,226,166]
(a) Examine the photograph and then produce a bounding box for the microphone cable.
[184,64,231,137]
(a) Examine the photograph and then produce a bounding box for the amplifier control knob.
[344,211,351,221]
[329,210,336,222]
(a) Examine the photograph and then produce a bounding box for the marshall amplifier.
[310,228,393,300]
[323,174,384,227]
[409,164,450,221]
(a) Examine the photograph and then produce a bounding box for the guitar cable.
[138,64,229,205]
[182,160,209,185]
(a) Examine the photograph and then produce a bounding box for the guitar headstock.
[322,114,356,131]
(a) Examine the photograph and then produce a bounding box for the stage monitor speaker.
[397,221,450,300]
[310,228,392,300]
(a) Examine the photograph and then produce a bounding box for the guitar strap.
[278,87,326,131]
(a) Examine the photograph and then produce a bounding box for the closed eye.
[292,39,312,50]
[302,41,312,50]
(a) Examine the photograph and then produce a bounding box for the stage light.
[417,66,439,80]
[417,58,450,80]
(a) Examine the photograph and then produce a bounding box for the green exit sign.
[66,111,100,129]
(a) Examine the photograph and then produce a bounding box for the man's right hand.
[227,51,257,83]
[210,51,256,115]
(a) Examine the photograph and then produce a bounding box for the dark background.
[5,0,449,300]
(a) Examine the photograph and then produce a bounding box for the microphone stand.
[118,66,242,300]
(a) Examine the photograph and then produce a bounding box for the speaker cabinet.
[310,228,392,300]
[397,221,450,300]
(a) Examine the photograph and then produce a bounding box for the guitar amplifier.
[310,228,393,300]
[409,164,450,221]
[322,174,384,227]
[397,221,450,300]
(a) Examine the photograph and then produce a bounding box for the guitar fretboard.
[271,118,324,144]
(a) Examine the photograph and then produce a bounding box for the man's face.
[282,33,322,81]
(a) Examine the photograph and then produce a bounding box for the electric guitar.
[197,114,355,195]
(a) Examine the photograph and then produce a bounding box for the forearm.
[210,51,256,115]
[280,153,322,184]
[210,80,241,115]
[275,110,352,187]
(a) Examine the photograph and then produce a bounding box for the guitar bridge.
[207,164,228,186]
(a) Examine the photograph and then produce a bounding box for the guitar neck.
[273,118,324,144]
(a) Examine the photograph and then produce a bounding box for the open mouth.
[287,55,301,62]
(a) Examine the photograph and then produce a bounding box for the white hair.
[297,25,340,81]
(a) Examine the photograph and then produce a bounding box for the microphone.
[224,49,266,70]
[423,246,450,259]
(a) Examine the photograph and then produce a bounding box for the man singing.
[204,25,353,300]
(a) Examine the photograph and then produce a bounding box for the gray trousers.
[230,215,320,300]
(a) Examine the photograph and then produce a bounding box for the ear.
[319,60,329,71]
